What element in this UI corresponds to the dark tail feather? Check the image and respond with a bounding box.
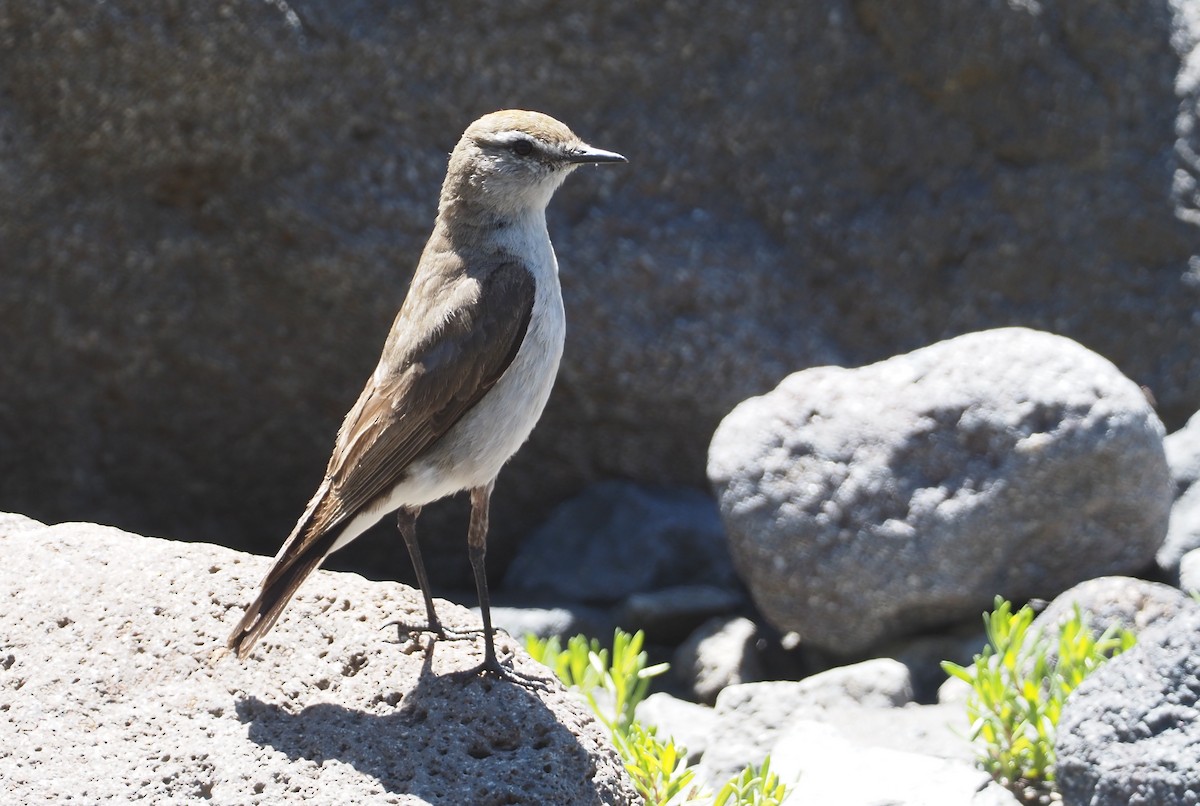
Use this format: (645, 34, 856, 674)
(227, 529, 337, 659)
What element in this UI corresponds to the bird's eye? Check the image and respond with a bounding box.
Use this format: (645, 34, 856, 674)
(511, 138, 534, 156)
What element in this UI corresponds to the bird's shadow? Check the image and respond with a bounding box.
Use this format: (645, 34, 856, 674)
(235, 639, 609, 805)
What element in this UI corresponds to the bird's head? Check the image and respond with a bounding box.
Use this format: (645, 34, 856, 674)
(441, 110, 626, 218)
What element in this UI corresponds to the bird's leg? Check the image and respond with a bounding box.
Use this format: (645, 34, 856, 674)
(383, 505, 446, 641)
(447, 481, 551, 688)
(468, 481, 504, 674)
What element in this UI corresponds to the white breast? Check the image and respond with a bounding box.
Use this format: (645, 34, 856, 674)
(326, 212, 565, 554)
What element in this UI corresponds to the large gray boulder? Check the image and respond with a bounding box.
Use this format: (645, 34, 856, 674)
(709, 328, 1171, 654)
(0, 514, 636, 804)
(1056, 609, 1200, 806)
(2, 1, 1199, 581)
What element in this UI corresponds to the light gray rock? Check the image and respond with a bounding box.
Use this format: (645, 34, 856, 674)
(1159, 481, 1200, 578)
(504, 481, 737, 604)
(1180, 549, 1200, 594)
(0, 516, 636, 805)
(815, 702, 978, 763)
(770, 720, 1021, 806)
(1056, 609, 1200, 806)
(1159, 408, 1200, 578)
(633, 693, 718, 765)
(709, 328, 1171, 654)
(673, 616, 762, 704)
(1164, 409, 1200, 494)
(4, 0, 1200, 589)
(938, 675, 973, 706)
(1031, 576, 1199, 656)
(699, 659, 912, 782)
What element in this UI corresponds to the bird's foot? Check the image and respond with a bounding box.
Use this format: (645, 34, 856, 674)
(443, 650, 554, 692)
(380, 619, 482, 653)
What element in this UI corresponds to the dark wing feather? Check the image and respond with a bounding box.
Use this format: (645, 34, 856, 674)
(227, 257, 535, 657)
(316, 259, 535, 530)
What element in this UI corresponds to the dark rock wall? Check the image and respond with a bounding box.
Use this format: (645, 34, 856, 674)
(1, 1, 1196, 582)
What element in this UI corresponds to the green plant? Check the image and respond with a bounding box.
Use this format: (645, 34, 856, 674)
(526, 628, 794, 806)
(712, 756, 788, 806)
(942, 597, 1135, 802)
(617, 722, 705, 805)
(524, 628, 668, 735)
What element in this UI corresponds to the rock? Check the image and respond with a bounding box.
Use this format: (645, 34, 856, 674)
(699, 659, 912, 782)
(938, 675, 973, 706)
(1158, 406, 1200, 578)
(1159, 482, 1200, 579)
(770, 720, 1020, 806)
(1164, 409, 1200, 494)
(0, 515, 636, 804)
(1180, 549, 1200, 594)
(1031, 576, 1199, 654)
(0, 512, 46, 534)
(709, 328, 1171, 654)
(4, 1, 1200, 584)
(816, 702, 978, 764)
(633, 693, 718, 764)
(673, 616, 762, 704)
(617, 585, 745, 645)
(503, 481, 737, 604)
(885, 624, 990, 704)
(483, 604, 615, 645)
(1056, 609, 1200, 806)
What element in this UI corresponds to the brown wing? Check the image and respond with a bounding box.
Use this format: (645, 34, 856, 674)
(227, 257, 535, 657)
(318, 261, 536, 532)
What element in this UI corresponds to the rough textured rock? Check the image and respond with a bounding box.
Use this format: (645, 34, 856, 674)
(1031, 576, 1200, 650)
(673, 616, 763, 704)
(0, 515, 636, 805)
(709, 328, 1171, 654)
(2, 1, 1199, 581)
(699, 659, 913, 782)
(503, 481, 736, 604)
(1056, 609, 1200, 806)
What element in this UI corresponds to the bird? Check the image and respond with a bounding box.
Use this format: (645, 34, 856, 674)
(226, 110, 626, 676)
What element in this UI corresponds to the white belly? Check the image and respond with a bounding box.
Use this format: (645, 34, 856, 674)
(327, 225, 565, 554)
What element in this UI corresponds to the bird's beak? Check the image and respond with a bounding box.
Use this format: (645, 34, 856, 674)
(566, 145, 627, 164)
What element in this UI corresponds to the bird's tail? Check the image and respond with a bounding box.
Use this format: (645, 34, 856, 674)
(227, 483, 342, 659)
(226, 543, 330, 659)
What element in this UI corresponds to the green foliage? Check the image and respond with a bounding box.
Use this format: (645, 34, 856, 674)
(941, 597, 1135, 801)
(526, 628, 794, 806)
(616, 722, 704, 805)
(524, 628, 668, 735)
(712, 756, 789, 806)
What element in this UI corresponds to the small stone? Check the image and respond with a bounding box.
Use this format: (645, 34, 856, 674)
(617, 585, 745, 645)
(673, 616, 762, 704)
(633, 692, 717, 764)
(504, 481, 737, 604)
